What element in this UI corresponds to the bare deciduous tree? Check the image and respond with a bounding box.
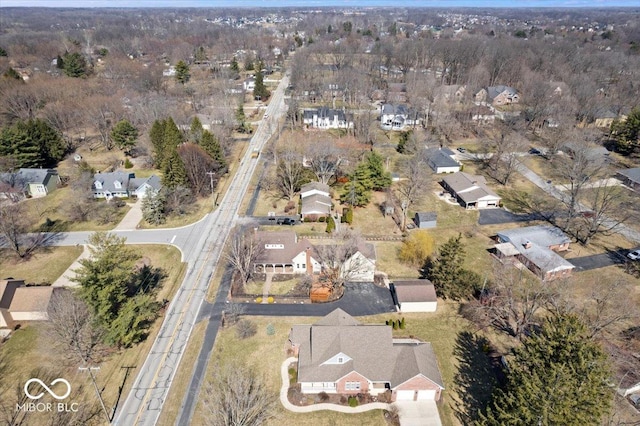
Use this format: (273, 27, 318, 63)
(0, 203, 45, 258)
(395, 154, 431, 231)
(274, 149, 306, 201)
(306, 139, 343, 185)
(313, 230, 370, 292)
(226, 231, 264, 286)
(177, 143, 219, 197)
(200, 363, 277, 426)
(45, 289, 105, 365)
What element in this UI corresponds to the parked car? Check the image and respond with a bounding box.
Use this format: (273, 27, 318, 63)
(276, 218, 296, 225)
(456, 147, 466, 153)
(628, 250, 640, 260)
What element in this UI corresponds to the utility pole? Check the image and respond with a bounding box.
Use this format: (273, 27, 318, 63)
(79, 366, 111, 422)
(206, 171, 216, 205)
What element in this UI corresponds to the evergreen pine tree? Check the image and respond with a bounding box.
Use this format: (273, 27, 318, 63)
(253, 69, 270, 100)
(62, 52, 87, 78)
(425, 234, 469, 300)
(149, 119, 166, 167)
(365, 151, 392, 190)
(480, 314, 611, 426)
(230, 56, 239, 72)
(189, 116, 203, 142)
(110, 119, 138, 155)
(200, 130, 227, 170)
(162, 148, 188, 189)
(340, 162, 373, 207)
(175, 60, 190, 84)
(142, 192, 166, 225)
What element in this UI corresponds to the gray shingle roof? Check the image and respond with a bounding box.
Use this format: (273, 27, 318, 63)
(0, 169, 58, 191)
(487, 85, 517, 100)
(300, 181, 330, 196)
(303, 107, 347, 121)
(93, 172, 134, 193)
(497, 226, 574, 274)
(290, 309, 444, 388)
(392, 280, 437, 303)
(301, 193, 332, 215)
(617, 167, 640, 184)
(425, 147, 460, 169)
(130, 175, 163, 193)
(442, 172, 500, 203)
(415, 212, 437, 223)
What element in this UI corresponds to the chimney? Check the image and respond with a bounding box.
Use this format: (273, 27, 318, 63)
(523, 241, 532, 249)
(306, 247, 313, 275)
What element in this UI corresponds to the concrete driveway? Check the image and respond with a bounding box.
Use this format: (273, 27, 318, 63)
(395, 401, 442, 426)
(568, 249, 629, 271)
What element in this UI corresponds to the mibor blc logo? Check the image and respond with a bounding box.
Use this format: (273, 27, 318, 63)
(16, 377, 79, 413)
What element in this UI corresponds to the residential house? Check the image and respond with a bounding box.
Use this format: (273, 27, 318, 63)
(425, 147, 461, 174)
(302, 107, 353, 130)
(475, 85, 519, 106)
(380, 104, 421, 131)
(92, 172, 134, 199)
(495, 225, 575, 281)
(300, 182, 332, 219)
(433, 85, 466, 104)
(414, 212, 437, 229)
(387, 82, 407, 103)
(391, 280, 438, 313)
(441, 172, 501, 209)
(617, 167, 640, 192)
(253, 231, 321, 275)
(243, 76, 255, 91)
(0, 168, 60, 201)
(0, 279, 56, 334)
(288, 308, 445, 401)
(343, 242, 377, 282)
(130, 175, 163, 199)
(471, 105, 496, 125)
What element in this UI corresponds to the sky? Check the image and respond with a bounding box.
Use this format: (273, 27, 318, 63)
(1, 0, 638, 7)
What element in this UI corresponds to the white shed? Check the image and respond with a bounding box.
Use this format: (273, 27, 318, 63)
(391, 280, 438, 313)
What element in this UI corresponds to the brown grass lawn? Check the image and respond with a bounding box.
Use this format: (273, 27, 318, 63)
(374, 241, 421, 279)
(138, 196, 212, 229)
(0, 245, 185, 426)
(23, 188, 131, 232)
(0, 246, 82, 285)
(351, 192, 403, 237)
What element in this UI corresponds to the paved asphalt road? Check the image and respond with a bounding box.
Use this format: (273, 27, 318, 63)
(110, 71, 291, 426)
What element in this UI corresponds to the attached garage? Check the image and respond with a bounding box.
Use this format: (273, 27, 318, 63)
(417, 389, 437, 400)
(395, 390, 416, 401)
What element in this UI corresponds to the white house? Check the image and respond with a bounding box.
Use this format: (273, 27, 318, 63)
(300, 182, 332, 219)
(130, 175, 163, 199)
(380, 104, 421, 131)
(93, 172, 134, 199)
(302, 107, 353, 130)
(342, 243, 376, 282)
(243, 76, 255, 91)
(253, 231, 321, 274)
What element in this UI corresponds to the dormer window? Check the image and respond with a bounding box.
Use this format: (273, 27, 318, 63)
(114, 180, 122, 189)
(95, 181, 102, 189)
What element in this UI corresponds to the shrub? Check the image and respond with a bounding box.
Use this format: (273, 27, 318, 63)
(348, 396, 358, 407)
(255, 297, 263, 303)
(318, 216, 326, 222)
(339, 396, 347, 404)
(399, 230, 435, 267)
(392, 320, 398, 330)
(124, 158, 133, 169)
(284, 200, 296, 213)
(343, 208, 353, 224)
(400, 317, 406, 329)
(236, 319, 257, 339)
(326, 216, 335, 233)
(267, 296, 274, 304)
(318, 392, 330, 402)
(266, 323, 275, 335)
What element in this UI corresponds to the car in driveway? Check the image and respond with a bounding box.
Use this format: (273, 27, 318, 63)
(628, 250, 640, 260)
(456, 147, 466, 153)
(276, 218, 296, 225)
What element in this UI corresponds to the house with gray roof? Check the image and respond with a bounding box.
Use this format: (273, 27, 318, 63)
(616, 167, 640, 193)
(288, 308, 444, 401)
(475, 85, 519, 106)
(380, 104, 421, 131)
(441, 172, 501, 209)
(495, 225, 574, 281)
(0, 168, 60, 201)
(302, 107, 353, 130)
(414, 212, 437, 229)
(130, 175, 163, 199)
(92, 172, 134, 199)
(300, 181, 332, 219)
(425, 147, 461, 173)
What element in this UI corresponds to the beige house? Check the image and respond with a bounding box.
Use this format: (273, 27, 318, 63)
(475, 85, 519, 106)
(288, 309, 444, 401)
(441, 172, 501, 209)
(0, 279, 55, 332)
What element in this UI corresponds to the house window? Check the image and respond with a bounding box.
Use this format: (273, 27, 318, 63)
(302, 264, 306, 269)
(345, 381, 361, 391)
(338, 357, 343, 363)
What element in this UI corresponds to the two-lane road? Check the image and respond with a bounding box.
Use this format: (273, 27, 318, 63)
(112, 70, 291, 426)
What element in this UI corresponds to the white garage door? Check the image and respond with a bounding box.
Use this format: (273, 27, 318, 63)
(417, 389, 436, 400)
(396, 390, 415, 401)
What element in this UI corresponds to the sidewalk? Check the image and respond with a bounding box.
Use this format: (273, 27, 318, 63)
(52, 244, 91, 287)
(262, 272, 274, 303)
(113, 199, 143, 230)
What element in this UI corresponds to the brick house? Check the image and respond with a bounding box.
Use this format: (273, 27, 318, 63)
(288, 309, 444, 401)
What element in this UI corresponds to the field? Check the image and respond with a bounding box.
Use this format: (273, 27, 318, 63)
(0, 246, 83, 284)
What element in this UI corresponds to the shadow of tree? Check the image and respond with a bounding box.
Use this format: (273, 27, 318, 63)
(451, 331, 497, 425)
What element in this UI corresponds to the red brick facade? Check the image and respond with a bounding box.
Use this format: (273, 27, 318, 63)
(393, 375, 442, 401)
(335, 371, 369, 394)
